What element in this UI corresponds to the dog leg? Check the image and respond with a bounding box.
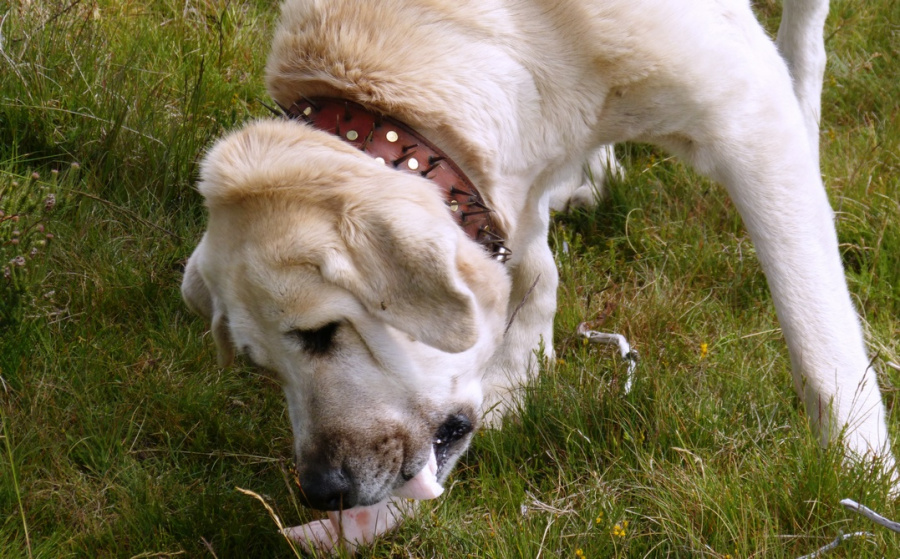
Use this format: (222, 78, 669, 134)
(549, 144, 622, 212)
(666, 46, 895, 477)
(776, 0, 830, 165)
(481, 200, 559, 426)
(728, 158, 892, 471)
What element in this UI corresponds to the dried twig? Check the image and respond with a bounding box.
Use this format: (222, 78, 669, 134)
(534, 514, 557, 559)
(521, 491, 576, 516)
(840, 498, 900, 532)
(236, 487, 304, 558)
(577, 323, 638, 392)
(200, 537, 219, 559)
(793, 498, 900, 559)
(795, 531, 874, 559)
(505, 274, 540, 334)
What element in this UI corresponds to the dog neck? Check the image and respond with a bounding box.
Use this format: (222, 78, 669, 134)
(280, 97, 511, 263)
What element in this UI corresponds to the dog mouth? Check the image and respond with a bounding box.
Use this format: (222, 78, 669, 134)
(391, 412, 475, 502)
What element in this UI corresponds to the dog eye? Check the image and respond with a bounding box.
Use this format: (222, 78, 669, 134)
(287, 322, 340, 355)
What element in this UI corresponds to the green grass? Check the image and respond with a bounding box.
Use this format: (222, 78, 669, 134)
(1, 0, 898, 557)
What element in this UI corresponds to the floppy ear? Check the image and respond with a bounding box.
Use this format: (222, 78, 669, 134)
(321, 209, 479, 354)
(182, 244, 236, 367)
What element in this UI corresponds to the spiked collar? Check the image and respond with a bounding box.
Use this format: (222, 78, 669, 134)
(280, 97, 510, 263)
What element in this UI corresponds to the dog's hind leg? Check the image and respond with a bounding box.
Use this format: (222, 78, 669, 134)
(776, 0, 830, 165)
(548, 144, 623, 212)
(654, 21, 895, 479)
(708, 136, 892, 473)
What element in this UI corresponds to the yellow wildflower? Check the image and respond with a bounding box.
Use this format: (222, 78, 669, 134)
(575, 549, 585, 558)
(700, 342, 708, 359)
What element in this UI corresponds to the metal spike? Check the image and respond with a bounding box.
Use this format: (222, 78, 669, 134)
(450, 185, 477, 198)
(288, 101, 311, 122)
(428, 155, 446, 165)
(259, 98, 285, 117)
(334, 115, 341, 137)
(360, 124, 376, 151)
(420, 162, 441, 176)
(299, 96, 320, 110)
(344, 102, 353, 122)
(402, 143, 419, 153)
(460, 208, 493, 221)
(478, 226, 504, 241)
(461, 209, 492, 216)
(392, 151, 415, 167)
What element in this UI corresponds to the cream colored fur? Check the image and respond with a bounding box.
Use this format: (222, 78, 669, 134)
(183, 0, 894, 552)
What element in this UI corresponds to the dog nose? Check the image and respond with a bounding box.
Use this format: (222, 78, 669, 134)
(433, 413, 474, 464)
(434, 413, 474, 447)
(295, 463, 357, 510)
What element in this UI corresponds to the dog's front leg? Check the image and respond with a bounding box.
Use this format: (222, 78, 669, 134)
(481, 195, 559, 426)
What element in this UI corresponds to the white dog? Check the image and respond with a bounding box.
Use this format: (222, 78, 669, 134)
(182, 0, 894, 552)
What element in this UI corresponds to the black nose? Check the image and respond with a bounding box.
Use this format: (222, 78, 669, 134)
(295, 463, 357, 510)
(433, 413, 474, 464)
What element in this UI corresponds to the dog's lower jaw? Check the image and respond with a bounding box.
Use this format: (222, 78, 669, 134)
(285, 497, 416, 554)
(286, 450, 442, 554)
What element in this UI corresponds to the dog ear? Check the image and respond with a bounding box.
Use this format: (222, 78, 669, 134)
(321, 208, 479, 354)
(182, 244, 236, 367)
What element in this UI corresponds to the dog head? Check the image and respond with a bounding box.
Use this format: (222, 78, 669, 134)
(182, 119, 511, 509)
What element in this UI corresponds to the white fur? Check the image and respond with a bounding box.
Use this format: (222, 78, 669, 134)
(184, 0, 895, 552)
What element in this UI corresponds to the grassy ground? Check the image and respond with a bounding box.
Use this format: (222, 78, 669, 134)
(1, 0, 898, 557)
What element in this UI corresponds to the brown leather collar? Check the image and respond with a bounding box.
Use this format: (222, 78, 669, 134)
(279, 97, 510, 262)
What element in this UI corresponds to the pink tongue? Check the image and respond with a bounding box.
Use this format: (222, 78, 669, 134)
(285, 498, 410, 553)
(392, 448, 442, 500)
